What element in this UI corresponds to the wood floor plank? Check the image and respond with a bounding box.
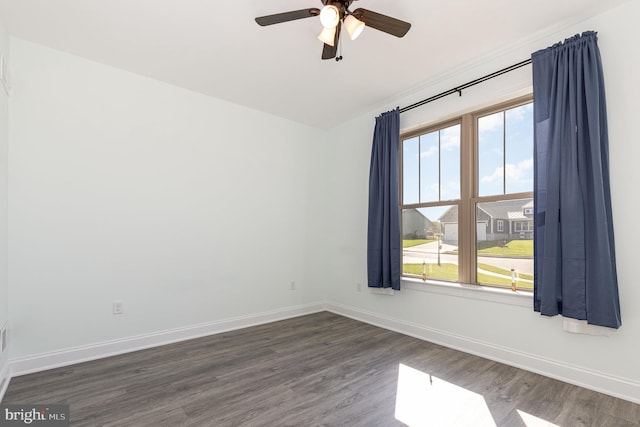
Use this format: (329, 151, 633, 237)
(3, 312, 638, 426)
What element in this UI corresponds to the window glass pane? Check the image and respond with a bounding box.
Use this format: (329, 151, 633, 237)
(419, 131, 439, 202)
(402, 205, 458, 282)
(478, 112, 504, 196)
(475, 198, 534, 290)
(505, 103, 534, 194)
(440, 125, 461, 200)
(403, 136, 419, 204)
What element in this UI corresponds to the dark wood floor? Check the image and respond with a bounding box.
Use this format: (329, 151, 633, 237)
(3, 312, 639, 426)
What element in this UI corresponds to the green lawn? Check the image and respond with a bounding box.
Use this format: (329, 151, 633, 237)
(403, 263, 458, 281)
(403, 239, 436, 248)
(476, 240, 533, 257)
(477, 272, 533, 289)
(477, 263, 534, 281)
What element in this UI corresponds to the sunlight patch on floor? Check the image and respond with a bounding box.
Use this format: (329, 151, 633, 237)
(517, 410, 560, 427)
(394, 363, 496, 426)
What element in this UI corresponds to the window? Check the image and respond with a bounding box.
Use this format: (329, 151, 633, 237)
(514, 221, 533, 232)
(400, 96, 534, 290)
(401, 122, 460, 282)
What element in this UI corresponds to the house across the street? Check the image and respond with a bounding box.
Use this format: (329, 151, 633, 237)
(439, 199, 533, 244)
(402, 208, 438, 239)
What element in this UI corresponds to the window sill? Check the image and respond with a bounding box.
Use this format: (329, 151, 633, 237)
(401, 277, 532, 307)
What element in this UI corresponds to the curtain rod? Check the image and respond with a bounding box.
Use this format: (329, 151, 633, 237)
(399, 58, 532, 114)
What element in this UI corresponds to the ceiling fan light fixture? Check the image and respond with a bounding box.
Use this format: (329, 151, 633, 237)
(344, 15, 365, 40)
(317, 26, 337, 46)
(319, 5, 340, 28)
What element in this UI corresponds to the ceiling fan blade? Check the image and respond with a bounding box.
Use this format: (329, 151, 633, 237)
(352, 8, 411, 37)
(255, 8, 320, 26)
(321, 22, 341, 60)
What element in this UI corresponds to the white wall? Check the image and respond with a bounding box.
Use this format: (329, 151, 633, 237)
(7, 39, 324, 359)
(317, 0, 640, 400)
(0, 13, 9, 392)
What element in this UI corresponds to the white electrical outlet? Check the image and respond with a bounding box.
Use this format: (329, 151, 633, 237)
(290, 281, 296, 290)
(112, 301, 124, 315)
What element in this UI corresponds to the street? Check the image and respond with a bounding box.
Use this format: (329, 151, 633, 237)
(403, 241, 533, 276)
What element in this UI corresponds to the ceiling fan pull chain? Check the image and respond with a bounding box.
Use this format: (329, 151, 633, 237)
(336, 23, 344, 62)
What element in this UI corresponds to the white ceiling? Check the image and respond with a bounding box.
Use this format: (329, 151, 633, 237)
(0, 0, 630, 128)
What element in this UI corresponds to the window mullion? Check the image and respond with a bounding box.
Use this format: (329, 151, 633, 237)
(438, 130, 441, 201)
(502, 111, 507, 194)
(459, 114, 475, 284)
(418, 135, 421, 203)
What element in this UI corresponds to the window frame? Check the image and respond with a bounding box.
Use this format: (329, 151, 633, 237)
(400, 94, 534, 290)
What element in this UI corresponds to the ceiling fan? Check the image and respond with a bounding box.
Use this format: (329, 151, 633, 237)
(255, 1, 411, 60)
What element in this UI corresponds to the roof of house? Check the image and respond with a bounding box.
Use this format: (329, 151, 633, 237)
(508, 211, 528, 220)
(481, 199, 533, 220)
(403, 208, 437, 228)
(439, 205, 459, 223)
(439, 198, 533, 222)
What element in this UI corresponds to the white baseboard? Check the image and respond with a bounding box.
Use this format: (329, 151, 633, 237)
(9, 302, 326, 378)
(325, 301, 640, 405)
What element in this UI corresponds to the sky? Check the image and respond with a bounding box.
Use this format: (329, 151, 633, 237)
(402, 102, 533, 223)
(478, 103, 534, 196)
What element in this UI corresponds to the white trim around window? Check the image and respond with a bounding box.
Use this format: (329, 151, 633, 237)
(402, 277, 532, 307)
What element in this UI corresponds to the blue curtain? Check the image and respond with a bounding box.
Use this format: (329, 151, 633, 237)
(367, 108, 401, 290)
(532, 31, 621, 328)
